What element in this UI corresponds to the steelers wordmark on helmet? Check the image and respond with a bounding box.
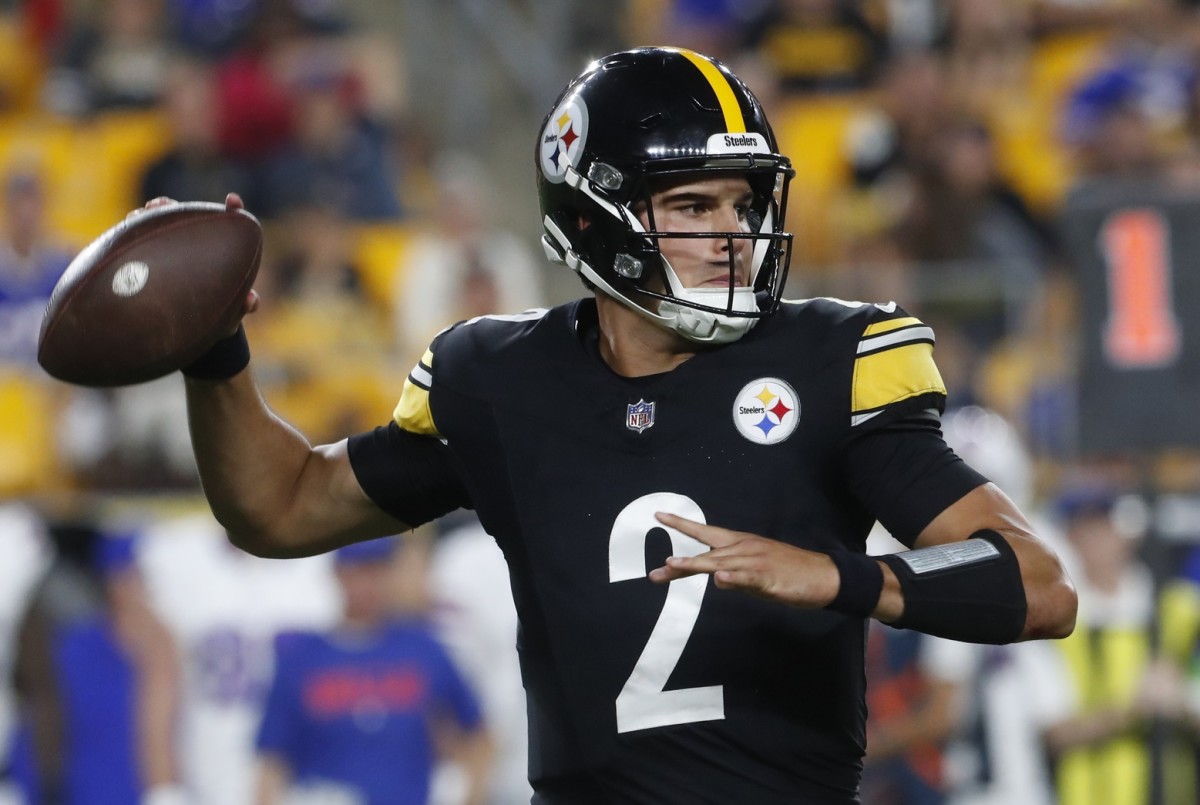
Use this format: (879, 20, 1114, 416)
(732, 378, 800, 444)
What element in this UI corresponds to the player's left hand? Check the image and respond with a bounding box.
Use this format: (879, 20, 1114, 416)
(648, 512, 841, 609)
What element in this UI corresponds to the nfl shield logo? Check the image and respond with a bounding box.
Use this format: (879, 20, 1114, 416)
(626, 399, 656, 433)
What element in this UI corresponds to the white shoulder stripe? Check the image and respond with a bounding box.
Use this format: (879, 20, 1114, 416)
(857, 326, 935, 354)
(851, 410, 884, 427)
(409, 364, 433, 388)
(781, 297, 897, 312)
(461, 308, 551, 327)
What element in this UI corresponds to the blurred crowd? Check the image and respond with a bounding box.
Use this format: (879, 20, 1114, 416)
(2, 0, 1200, 803)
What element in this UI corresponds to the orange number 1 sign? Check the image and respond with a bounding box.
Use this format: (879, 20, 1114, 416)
(1100, 209, 1182, 369)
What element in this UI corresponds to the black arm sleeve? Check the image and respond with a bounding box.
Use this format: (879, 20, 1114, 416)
(347, 422, 473, 528)
(841, 410, 989, 546)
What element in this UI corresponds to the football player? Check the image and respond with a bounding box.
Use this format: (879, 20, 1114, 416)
(171, 47, 1076, 804)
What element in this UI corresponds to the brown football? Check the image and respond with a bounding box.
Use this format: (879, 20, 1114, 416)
(37, 202, 262, 387)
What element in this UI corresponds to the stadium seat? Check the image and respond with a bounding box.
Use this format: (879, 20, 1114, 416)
(0, 15, 44, 113)
(0, 110, 170, 242)
(773, 93, 869, 264)
(989, 31, 1113, 210)
(352, 222, 417, 308)
(988, 100, 1074, 212)
(1029, 30, 1113, 111)
(95, 109, 172, 210)
(0, 372, 57, 495)
(0, 115, 90, 236)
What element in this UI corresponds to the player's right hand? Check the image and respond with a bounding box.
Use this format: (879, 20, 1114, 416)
(134, 193, 260, 329)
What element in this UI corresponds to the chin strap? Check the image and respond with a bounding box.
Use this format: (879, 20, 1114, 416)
(657, 256, 760, 344)
(657, 289, 759, 343)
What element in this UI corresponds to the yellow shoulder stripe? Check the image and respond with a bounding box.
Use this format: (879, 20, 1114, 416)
(393, 349, 440, 437)
(862, 316, 922, 337)
(852, 341, 946, 415)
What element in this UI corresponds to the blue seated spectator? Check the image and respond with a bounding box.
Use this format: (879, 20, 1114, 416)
(255, 537, 493, 805)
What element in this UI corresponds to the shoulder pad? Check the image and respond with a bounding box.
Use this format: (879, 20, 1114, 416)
(393, 309, 552, 437)
(848, 304, 946, 428)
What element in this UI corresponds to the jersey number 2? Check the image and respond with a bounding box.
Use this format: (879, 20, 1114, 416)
(608, 492, 724, 733)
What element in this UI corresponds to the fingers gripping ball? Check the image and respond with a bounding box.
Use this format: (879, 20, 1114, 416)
(38, 202, 262, 387)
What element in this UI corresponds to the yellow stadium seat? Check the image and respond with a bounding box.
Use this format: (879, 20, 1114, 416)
(0, 372, 56, 495)
(775, 94, 865, 197)
(262, 355, 403, 443)
(989, 31, 1111, 211)
(988, 101, 1074, 212)
(0, 110, 172, 243)
(95, 108, 172, 208)
(0, 16, 44, 113)
(1029, 31, 1113, 110)
(0, 115, 95, 239)
(773, 93, 871, 264)
(352, 222, 417, 307)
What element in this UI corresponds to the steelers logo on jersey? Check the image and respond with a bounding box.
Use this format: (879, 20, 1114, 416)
(539, 95, 589, 184)
(732, 377, 799, 445)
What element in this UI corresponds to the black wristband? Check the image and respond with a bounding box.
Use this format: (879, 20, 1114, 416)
(826, 551, 884, 618)
(182, 324, 250, 380)
(879, 530, 1027, 645)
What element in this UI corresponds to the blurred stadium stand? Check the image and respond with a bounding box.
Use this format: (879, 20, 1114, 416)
(3, 1, 1200, 803)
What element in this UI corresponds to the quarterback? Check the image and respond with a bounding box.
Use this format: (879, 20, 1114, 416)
(174, 48, 1076, 804)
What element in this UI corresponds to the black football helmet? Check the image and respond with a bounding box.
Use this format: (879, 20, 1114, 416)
(537, 47, 794, 344)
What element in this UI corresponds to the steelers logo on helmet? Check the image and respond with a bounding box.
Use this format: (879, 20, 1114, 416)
(539, 95, 589, 184)
(732, 377, 800, 445)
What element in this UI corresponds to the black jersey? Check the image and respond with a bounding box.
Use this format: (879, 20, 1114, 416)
(351, 297, 984, 804)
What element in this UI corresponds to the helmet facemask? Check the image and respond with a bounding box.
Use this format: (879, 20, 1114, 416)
(544, 158, 794, 344)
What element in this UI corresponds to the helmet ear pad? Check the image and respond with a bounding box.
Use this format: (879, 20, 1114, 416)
(573, 189, 664, 294)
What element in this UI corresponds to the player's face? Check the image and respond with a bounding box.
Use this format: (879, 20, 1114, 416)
(638, 174, 755, 291)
